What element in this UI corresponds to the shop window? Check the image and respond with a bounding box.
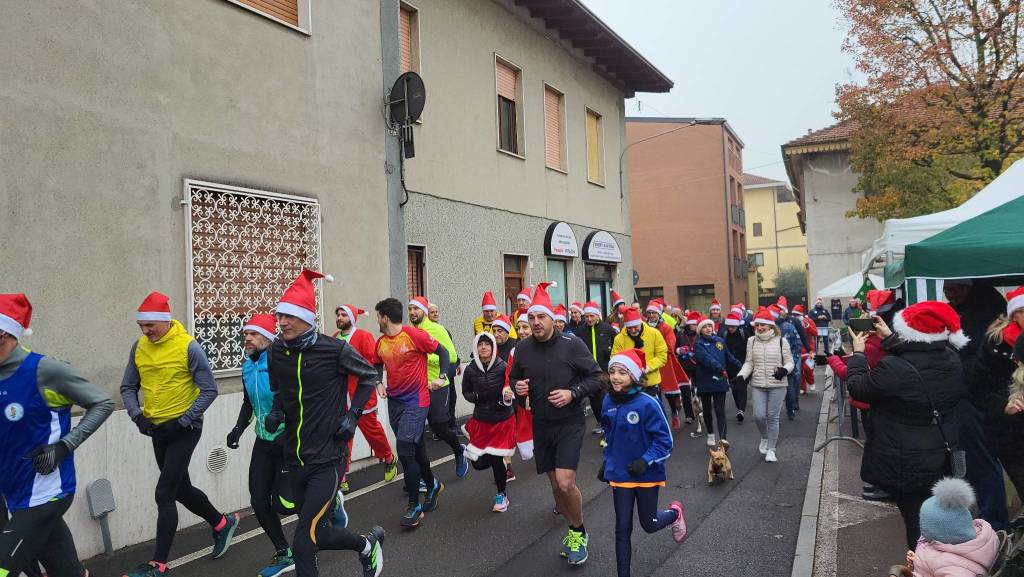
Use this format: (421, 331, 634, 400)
(546, 259, 568, 307)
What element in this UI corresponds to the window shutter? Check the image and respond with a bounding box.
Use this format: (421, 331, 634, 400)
(400, 7, 413, 73)
(496, 61, 518, 101)
(586, 110, 603, 183)
(544, 87, 562, 169)
(234, 0, 299, 26)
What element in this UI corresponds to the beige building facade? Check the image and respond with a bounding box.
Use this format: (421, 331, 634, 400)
(743, 173, 808, 305)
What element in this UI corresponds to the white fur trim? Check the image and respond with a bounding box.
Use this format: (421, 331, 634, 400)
(136, 311, 172, 322)
(612, 297, 625, 306)
(409, 299, 429, 315)
(893, 310, 970, 349)
(339, 305, 357, 326)
(491, 318, 511, 333)
(947, 330, 970, 350)
(243, 324, 277, 342)
(517, 313, 528, 324)
(276, 301, 317, 326)
(472, 332, 497, 372)
(709, 305, 722, 311)
(527, 304, 554, 318)
(696, 319, 715, 333)
(609, 354, 643, 382)
(569, 303, 583, 312)
(554, 313, 567, 323)
(481, 304, 498, 312)
(646, 304, 662, 313)
(624, 318, 643, 328)
(516, 439, 534, 461)
(725, 317, 742, 326)
(1008, 294, 1024, 317)
(583, 306, 601, 316)
(0, 313, 25, 339)
(753, 318, 775, 326)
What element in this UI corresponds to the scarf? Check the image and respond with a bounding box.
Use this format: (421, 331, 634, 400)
(609, 385, 641, 404)
(284, 326, 318, 351)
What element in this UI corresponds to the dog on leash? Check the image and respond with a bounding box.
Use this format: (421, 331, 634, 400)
(707, 439, 734, 484)
(689, 389, 704, 437)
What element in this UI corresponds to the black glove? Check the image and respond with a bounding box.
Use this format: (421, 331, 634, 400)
(226, 426, 244, 449)
(773, 367, 789, 380)
(730, 376, 745, 387)
(597, 466, 608, 483)
(155, 418, 188, 440)
(627, 458, 648, 477)
(334, 410, 360, 443)
(134, 414, 155, 436)
(264, 409, 285, 434)
(27, 442, 70, 475)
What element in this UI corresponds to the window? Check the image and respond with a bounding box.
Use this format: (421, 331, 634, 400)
(678, 284, 716, 313)
(635, 287, 663, 311)
(546, 259, 569, 307)
(750, 252, 765, 267)
(752, 222, 763, 237)
(503, 254, 528, 314)
(776, 186, 795, 203)
(408, 246, 425, 299)
(399, 3, 419, 73)
(185, 179, 321, 373)
(544, 85, 566, 171)
(496, 57, 523, 156)
(226, 0, 309, 32)
(585, 108, 604, 184)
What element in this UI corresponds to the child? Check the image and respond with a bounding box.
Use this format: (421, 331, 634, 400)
(461, 332, 516, 512)
(598, 348, 687, 577)
(908, 477, 999, 577)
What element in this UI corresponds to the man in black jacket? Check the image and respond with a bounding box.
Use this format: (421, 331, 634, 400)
(264, 270, 385, 577)
(577, 301, 616, 435)
(510, 284, 602, 567)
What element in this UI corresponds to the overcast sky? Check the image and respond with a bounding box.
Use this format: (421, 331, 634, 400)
(582, 0, 861, 183)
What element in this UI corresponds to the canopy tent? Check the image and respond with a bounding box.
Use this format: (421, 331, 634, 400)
(816, 272, 884, 299)
(862, 159, 1024, 271)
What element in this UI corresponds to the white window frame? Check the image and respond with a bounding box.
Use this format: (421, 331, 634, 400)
(224, 0, 312, 35)
(494, 53, 526, 160)
(543, 82, 568, 174)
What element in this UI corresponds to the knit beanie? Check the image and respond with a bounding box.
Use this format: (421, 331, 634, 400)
(918, 478, 977, 544)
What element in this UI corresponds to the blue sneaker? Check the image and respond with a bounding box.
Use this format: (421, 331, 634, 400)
(492, 492, 509, 513)
(420, 479, 428, 493)
(455, 445, 469, 478)
(211, 512, 240, 559)
(332, 490, 348, 529)
(422, 479, 444, 512)
(564, 529, 589, 565)
(400, 503, 424, 528)
(258, 549, 295, 577)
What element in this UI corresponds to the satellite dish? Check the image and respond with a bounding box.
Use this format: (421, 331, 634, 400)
(387, 72, 426, 158)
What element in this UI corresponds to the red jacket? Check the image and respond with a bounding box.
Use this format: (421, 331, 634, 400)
(655, 321, 690, 392)
(827, 334, 886, 410)
(335, 328, 381, 411)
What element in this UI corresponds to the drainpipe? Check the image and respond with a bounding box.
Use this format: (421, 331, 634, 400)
(380, 0, 406, 299)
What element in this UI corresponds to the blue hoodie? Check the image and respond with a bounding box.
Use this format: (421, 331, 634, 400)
(600, 390, 673, 485)
(693, 334, 742, 393)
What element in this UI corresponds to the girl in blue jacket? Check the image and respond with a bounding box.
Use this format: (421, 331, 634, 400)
(599, 348, 688, 577)
(693, 317, 742, 447)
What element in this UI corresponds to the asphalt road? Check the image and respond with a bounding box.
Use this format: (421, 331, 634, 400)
(85, 390, 823, 577)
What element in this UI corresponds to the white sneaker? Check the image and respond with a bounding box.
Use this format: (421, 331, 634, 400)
(758, 439, 768, 455)
(809, 385, 816, 391)
(765, 450, 777, 463)
(706, 434, 716, 447)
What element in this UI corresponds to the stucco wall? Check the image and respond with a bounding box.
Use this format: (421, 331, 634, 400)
(745, 185, 807, 289)
(800, 151, 884, 298)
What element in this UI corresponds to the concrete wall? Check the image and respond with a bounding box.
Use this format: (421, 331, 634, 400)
(402, 0, 630, 235)
(800, 151, 884, 298)
(745, 185, 807, 291)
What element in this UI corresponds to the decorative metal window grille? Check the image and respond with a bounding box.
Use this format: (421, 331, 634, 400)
(184, 179, 322, 373)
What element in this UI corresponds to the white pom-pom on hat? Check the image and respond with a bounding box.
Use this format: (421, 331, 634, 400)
(324, 274, 335, 283)
(931, 477, 976, 509)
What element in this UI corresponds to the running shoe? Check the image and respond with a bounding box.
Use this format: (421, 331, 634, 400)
(359, 526, 385, 577)
(591, 425, 604, 436)
(564, 529, 589, 565)
(684, 417, 694, 425)
(455, 445, 469, 478)
(599, 437, 608, 448)
(553, 506, 561, 516)
(422, 479, 445, 512)
(670, 415, 681, 431)
(758, 438, 768, 455)
(506, 467, 516, 483)
(765, 450, 778, 463)
(258, 550, 295, 577)
(492, 492, 509, 513)
(332, 490, 348, 529)
(401, 479, 428, 495)
(669, 501, 688, 543)
(383, 456, 398, 482)
(706, 434, 716, 447)
(400, 503, 424, 528)
(338, 479, 350, 493)
(736, 410, 745, 422)
(122, 562, 166, 577)
(211, 512, 240, 559)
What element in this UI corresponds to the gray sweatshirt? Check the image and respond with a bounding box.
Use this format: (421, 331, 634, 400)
(0, 346, 114, 451)
(119, 340, 218, 428)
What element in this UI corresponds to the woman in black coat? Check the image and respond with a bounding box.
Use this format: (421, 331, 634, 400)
(846, 302, 968, 550)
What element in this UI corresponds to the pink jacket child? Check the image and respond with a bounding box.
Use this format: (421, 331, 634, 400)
(911, 478, 1000, 577)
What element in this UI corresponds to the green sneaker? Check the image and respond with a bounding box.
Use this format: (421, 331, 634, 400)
(122, 561, 166, 577)
(211, 512, 240, 559)
(338, 479, 350, 493)
(565, 529, 589, 565)
(383, 456, 399, 482)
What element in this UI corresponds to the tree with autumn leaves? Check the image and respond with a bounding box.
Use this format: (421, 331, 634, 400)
(836, 0, 1024, 220)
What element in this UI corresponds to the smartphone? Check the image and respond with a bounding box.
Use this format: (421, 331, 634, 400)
(848, 317, 875, 333)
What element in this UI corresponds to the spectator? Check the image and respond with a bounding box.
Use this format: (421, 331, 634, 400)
(842, 298, 863, 326)
(809, 297, 832, 328)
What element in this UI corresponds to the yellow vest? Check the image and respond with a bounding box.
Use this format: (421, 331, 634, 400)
(473, 315, 518, 340)
(135, 319, 199, 424)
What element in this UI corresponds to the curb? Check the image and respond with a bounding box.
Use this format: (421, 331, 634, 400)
(791, 383, 832, 577)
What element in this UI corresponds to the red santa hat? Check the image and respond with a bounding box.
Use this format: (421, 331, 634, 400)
(583, 301, 602, 316)
(609, 348, 647, 383)
(1006, 286, 1024, 317)
(611, 322, 621, 333)
(0, 293, 33, 338)
(527, 282, 556, 318)
(724, 312, 743, 327)
(243, 313, 277, 342)
(553, 304, 568, 323)
(792, 304, 806, 316)
(622, 307, 643, 328)
(569, 301, 584, 313)
(481, 291, 498, 312)
(277, 269, 333, 326)
(866, 289, 895, 314)
(646, 299, 664, 314)
(776, 296, 789, 313)
(696, 316, 715, 333)
(137, 291, 173, 322)
(491, 314, 512, 334)
(611, 290, 626, 307)
(335, 304, 365, 326)
(753, 307, 776, 326)
(730, 303, 745, 316)
(409, 295, 430, 315)
(517, 313, 528, 325)
(517, 286, 533, 305)
(709, 298, 722, 312)
(685, 311, 702, 326)
(893, 301, 969, 349)
(768, 304, 783, 319)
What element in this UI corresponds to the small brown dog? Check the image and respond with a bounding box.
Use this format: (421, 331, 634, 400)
(707, 439, 734, 484)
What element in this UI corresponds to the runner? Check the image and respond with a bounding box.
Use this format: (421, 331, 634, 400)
(509, 282, 603, 566)
(426, 302, 462, 440)
(645, 300, 689, 430)
(474, 291, 517, 339)
(515, 287, 533, 321)
(791, 304, 817, 393)
(675, 311, 702, 424)
(407, 296, 468, 478)
(333, 304, 398, 491)
(578, 301, 616, 436)
(553, 304, 569, 333)
(224, 313, 295, 577)
(120, 292, 240, 577)
(0, 293, 114, 577)
(612, 308, 668, 402)
(567, 302, 585, 335)
(375, 297, 451, 528)
(263, 270, 385, 577)
(461, 332, 516, 512)
(708, 298, 724, 332)
(490, 314, 517, 362)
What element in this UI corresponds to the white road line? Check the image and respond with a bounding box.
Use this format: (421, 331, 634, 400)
(168, 454, 456, 569)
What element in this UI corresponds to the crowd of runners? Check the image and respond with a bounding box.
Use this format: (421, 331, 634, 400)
(0, 271, 821, 577)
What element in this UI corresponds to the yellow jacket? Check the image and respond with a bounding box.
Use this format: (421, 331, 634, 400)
(611, 323, 668, 387)
(473, 315, 518, 340)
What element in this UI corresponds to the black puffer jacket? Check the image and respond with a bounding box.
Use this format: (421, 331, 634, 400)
(971, 333, 1021, 456)
(847, 339, 966, 492)
(577, 321, 617, 371)
(462, 333, 513, 424)
(718, 327, 748, 378)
